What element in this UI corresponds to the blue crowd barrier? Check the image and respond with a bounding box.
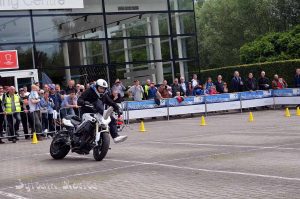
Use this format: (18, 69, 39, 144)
(122, 88, 300, 121)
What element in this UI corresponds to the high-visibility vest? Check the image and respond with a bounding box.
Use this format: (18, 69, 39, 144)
(5, 94, 21, 113)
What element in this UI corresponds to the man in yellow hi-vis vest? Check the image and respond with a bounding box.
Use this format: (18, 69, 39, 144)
(4, 86, 21, 143)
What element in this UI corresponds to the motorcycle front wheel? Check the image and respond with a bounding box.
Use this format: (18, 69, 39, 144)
(50, 134, 70, 160)
(93, 133, 110, 161)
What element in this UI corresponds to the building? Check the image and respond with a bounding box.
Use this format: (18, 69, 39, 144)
(0, 0, 198, 89)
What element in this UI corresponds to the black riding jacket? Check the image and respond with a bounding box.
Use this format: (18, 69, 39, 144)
(78, 87, 120, 114)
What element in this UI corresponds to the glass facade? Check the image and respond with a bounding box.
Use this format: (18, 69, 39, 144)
(0, 0, 198, 85)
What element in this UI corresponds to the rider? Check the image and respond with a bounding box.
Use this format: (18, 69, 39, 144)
(77, 79, 127, 143)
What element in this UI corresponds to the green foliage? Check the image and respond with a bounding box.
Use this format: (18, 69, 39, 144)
(200, 59, 300, 88)
(196, 0, 300, 68)
(240, 26, 300, 63)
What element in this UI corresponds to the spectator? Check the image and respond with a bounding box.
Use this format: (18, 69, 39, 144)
(39, 89, 45, 98)
(43, 84, 50, 92)
(0, 85, 5, 144)
(28, 85, 43, 140)
(49, 84, 62, 112)
(55, 84, 65, 96)
(4, 86, 21, 143)
(209, 85, 219, 95)
(231, 71, 244, 92)
(258, 71, 270, 90)
(23, 86, 30, 96)
(75, 84, 81, 93)
(19, 88, 31, 139)
(193, 82, 204, 96)
(143, 79, 151, 99)
(294, 69, 300, 88)
(191, 74, 200, 88)
(112, 79, 126, 99)
(34, 82, 40, 89)
(187, 82, 193, 96)
(179, 76, 189, 96)
(61, 89, 78, 116)
(171, 78, 184, 97)
(215, 75, 226, 93)
(245, 73, 257, 91)
(204, 77, 214, 92)
(174, 91, 184, 103)
(158, 80, 171, 98)
(76, 85, 85, 97)
(279, 77, 288, 89)
(147, 82, 158, 100)
(65, 80, 75, 95)
(110, 88, 123, 103)
(223, 82, 229, 93)
(40, 91, 55, 137)
(128, 80, 144, 101)
(272, 74, 287, 89)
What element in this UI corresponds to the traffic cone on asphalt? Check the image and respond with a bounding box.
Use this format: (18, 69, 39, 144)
(296, 107, 300, 116)
(31, 132, 38, 144)
(200, 116, 207, 126)
(139, 121, 147, 132)
(285, 108, 291, 117)
(249, 112, 254, 122)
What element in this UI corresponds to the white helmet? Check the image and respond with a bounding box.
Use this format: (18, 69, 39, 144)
(95, 79, 108, 88)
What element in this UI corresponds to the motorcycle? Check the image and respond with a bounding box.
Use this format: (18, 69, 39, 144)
(50, 105, 115, 161)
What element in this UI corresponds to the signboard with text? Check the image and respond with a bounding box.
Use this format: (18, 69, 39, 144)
(0, 50, 19, 70)
(0, 0, 84, 11)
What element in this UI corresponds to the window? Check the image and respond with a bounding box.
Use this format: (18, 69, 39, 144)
(33, 15, 104, 42)
(0, 17, 32, 43)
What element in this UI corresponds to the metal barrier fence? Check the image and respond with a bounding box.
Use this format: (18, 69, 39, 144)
(122, 88, 300, 124)
(0, 107, 81, 141)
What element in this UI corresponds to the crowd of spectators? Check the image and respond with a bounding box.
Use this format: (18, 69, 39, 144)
(115, 69, 299, 103)
(0, 69, 299, 143)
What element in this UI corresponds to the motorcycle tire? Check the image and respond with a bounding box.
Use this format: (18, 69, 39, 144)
(50, 135, 70, 160)
(93, 133, 110, 161)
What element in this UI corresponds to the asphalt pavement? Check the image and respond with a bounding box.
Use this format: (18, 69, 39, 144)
(1, 110, 300, 199)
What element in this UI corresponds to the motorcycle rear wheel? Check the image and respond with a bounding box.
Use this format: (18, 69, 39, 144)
(93, 133, 110, 161)
(50, 135, 70, 160)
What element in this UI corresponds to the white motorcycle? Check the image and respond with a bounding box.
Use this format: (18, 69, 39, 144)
(50, 106, 114, 161)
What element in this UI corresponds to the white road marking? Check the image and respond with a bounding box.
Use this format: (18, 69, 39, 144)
(0, 191, 28, 199)
(141, 141, 300, 150)
(106, 158, 300, 182)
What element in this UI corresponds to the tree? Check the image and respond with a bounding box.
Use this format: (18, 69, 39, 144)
(240, 25, 300, 63)
(196, 0, 300, 69)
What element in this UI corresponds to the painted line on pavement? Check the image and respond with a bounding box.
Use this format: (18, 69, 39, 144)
(0, 191, 28, 199)
(106, 158, 300, 182)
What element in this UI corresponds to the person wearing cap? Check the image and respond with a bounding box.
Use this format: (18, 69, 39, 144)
(4, 86, 21, 143)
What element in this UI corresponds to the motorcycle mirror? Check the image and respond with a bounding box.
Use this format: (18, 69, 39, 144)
(103, 106, 114, 120)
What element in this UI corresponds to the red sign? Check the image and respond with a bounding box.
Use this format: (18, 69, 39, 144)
(0, 50, 19, 70)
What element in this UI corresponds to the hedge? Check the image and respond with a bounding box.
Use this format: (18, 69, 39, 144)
(200, 59, 300, 89)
